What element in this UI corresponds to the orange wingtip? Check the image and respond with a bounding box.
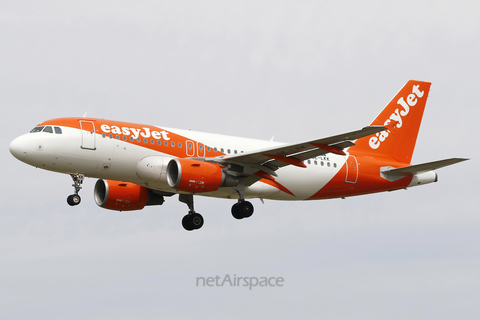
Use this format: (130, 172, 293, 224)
(384, 119, 399, 131)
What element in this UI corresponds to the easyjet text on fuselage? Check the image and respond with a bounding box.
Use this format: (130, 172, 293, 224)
(100, 124, 171, 140)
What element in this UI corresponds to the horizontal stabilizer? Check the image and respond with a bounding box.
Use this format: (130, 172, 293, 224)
(382, 158, 469, 176)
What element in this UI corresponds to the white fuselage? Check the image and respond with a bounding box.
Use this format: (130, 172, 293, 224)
(11, 124, 346, 201)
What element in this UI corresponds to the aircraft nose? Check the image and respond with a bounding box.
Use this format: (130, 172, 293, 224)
(9, 135, 29, 161)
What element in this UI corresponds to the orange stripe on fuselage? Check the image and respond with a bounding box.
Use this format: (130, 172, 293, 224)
(307, 155, 413, 200)
(38, 117, 225, 158)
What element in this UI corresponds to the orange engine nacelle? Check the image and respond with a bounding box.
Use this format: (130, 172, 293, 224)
(166, 158, 238, 193)
(94, 179, 164, 211)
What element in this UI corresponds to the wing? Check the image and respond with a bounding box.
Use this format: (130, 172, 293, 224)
(205, 126, 386, 185)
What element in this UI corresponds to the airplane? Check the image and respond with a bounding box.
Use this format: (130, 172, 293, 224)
(9, 80, 468, 231)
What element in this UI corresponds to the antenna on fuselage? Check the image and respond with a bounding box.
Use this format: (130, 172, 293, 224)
(82, 112, 88, 118)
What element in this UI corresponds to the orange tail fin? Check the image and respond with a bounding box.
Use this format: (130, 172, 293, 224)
(350, 80, 431, 164)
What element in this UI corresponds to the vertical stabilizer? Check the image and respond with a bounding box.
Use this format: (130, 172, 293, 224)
(350, 80, 431, 164)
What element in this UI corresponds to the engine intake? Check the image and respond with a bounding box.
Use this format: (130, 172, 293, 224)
(166, 158, 238, 193)
(94, 179, 164, 211)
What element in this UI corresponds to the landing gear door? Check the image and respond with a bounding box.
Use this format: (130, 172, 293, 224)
(80, 120, 96, 150)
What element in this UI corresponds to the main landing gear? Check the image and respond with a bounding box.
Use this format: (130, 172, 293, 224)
(67, 173, 84, 206)
(179, 194, 204, 231)
(231, 180, 254, 220)
(178, 182, 254, 231)
(231, 200, 254, 219)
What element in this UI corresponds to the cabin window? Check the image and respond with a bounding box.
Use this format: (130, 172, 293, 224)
(178, 142, 182, 148)
(171, 142, 176, 147)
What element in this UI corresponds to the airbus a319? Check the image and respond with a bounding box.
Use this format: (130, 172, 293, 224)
(9, 81, 468, 230)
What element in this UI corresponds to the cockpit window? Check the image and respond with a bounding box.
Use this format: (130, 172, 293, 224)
(29, 126, 60, 133)
(43, 126, 53, 133)
(30, 126, 45, 133)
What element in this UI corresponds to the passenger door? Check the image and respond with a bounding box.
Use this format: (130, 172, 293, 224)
(80, 120, 96, 150)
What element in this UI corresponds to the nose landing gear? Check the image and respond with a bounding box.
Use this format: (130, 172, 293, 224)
(67, 173, 84, 206)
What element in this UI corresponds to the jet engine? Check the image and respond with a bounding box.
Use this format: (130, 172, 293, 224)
(166, 158, 238, 193)
(94, 179, 164, 211)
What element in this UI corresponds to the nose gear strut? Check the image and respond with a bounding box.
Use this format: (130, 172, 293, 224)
(67, 173, 84, 206)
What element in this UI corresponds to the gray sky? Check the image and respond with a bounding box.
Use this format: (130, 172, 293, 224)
(1, 1, 479, 319)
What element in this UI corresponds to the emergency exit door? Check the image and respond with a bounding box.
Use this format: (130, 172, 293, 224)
(345, 155, 358, 184)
